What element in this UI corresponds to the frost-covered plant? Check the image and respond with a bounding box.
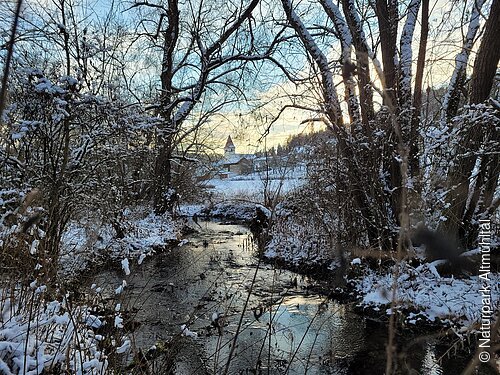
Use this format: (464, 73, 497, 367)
(0, 68, 161, 280)
(0, 189, 44, 280)
(0, 281, 132, 375)
(422, 103, 500, 246)
(265, 188, 338, 265)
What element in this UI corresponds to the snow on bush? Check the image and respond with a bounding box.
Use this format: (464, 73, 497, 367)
(354, 263, 500, 327)
(0, 204, 183, 374)
(264, 199, 336, 265)
(0, 286, 111, 374)
(201, 201, 270, 222)
(60, 209, 181, 280)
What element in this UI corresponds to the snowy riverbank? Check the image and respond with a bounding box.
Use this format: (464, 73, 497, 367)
(353, 261, 500, 328)
(0, 207, 184, 374)
(60, 208, 183, 280)
(183, 189, 500, 331)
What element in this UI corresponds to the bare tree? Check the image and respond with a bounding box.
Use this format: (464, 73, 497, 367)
(0, 0, 23, 124)
(409, 0, 429, 176)
(440, 0, 486, 123)
(130, 0, 282, 213)
(275, 0, 427, 251)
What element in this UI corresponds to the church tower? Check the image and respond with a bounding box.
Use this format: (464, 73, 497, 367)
(224, 135, 236, 155)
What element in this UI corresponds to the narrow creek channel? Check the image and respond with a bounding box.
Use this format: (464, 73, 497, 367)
(90, 221, 478, 374)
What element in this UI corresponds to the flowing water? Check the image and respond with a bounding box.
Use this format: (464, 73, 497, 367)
(90, 221, 486, 374)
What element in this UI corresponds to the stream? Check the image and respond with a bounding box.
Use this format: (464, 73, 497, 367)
(91, 221, 482, 374)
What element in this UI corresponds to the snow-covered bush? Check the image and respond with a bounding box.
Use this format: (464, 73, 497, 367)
(0, 68, 164, 280)
(354, 262, 500, 328)
(59, 208, 181, 281)
(420, 102, 500, 239)
(265, 190, 337, 266)
(0, 281, 132, 374)
(201, 201, 270, 222)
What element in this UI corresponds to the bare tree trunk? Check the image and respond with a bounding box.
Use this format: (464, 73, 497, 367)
(441, 0, 486, 123)
(319, 0, 360, 125)
(40, 0, 74, 282)
(374, 0, 398, 107)
(386, 0, 421, 227)
(398, 0, 421, 120)
(281, 0, 343, 129)
(340, 0, 396, 247)
(461, 0, 500, 244)
(409, 0, 429, 177)
(0, 0, 23, 125)
(154, 0, 179, 214)
(341, 0, 374, 131)
(469, 0, 500, 104)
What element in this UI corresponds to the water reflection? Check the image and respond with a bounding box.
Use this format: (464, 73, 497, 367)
(90, 221, 485, 374)
(422, 344, 443, 375)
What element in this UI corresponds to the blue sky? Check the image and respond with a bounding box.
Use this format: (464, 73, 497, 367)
(16, 0, 481, 153)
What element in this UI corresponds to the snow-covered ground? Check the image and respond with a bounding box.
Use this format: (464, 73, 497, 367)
(354, 261, 500, 328)
(265, 226, 500, 329)
(265, 228, 500, 329)
(60, 208, 181, 280)
(265, 237, 500, 329)
(0, 207, 182, 375)
(203, 166, 306, 200)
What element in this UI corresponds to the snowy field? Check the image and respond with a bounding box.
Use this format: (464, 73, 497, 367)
(202, 166, 306, 201)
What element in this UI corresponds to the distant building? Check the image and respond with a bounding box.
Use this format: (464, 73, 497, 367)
(224, 135, 236, 155)
(218, 136, 254, 177)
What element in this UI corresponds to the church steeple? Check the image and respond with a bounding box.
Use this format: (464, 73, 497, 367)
(224, 135, 236, 155)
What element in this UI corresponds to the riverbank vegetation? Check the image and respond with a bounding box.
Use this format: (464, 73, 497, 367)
(1, 0, 499, 373)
